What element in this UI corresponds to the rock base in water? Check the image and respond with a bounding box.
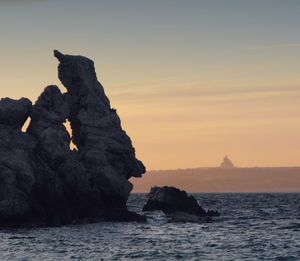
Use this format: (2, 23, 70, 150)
(143, 186, 219, 223)
(168, 211, 212, 224)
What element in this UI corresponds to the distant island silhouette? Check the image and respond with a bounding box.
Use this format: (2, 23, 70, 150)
(220, 156, 235, 168)
(132, 159, 300, 193)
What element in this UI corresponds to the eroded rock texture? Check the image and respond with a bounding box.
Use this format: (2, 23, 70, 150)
(0, 51, 146, 227)
(0, 98, 37, 225)
(143, 186, 220, 223)
(54, 50, 145, 206)
(143, 186, 207, 216)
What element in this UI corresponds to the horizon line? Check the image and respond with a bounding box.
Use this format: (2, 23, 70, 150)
(147, 165, 300, 172)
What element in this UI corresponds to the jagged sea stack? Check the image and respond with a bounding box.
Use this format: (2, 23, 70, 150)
(54, 50, 145, 207)
(0, 51, 146, 227)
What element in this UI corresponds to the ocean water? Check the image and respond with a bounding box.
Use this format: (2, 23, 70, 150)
(0, 193, 299, 261)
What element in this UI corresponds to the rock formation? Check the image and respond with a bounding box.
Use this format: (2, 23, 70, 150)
(143, 186, 219, 223)
(54, 50, 145, 205)
(0, 98, 37, 226)
(0, 51, 146, 227)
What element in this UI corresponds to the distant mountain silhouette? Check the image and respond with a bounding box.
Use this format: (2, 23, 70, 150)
(220, 156, 235, 168)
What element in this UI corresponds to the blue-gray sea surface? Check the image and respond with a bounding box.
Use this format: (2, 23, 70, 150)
(0, 193, 299, 261)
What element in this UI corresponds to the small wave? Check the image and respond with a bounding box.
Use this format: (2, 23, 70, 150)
(8, 236, 35, 240)
(277, 223, 300, 230)
(275, 256, 299, 261)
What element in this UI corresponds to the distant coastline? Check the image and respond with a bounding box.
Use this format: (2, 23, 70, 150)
(148, 166, 300, 173)
(131, 166, 300, 193)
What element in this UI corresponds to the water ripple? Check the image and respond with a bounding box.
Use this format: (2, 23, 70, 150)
(0, 193, 299, 260)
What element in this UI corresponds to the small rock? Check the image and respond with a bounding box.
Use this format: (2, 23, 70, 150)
(143, 186, 220, 222)
(143, 186, 206, 215)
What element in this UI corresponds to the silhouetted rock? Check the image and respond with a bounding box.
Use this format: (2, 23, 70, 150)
(143, 186, 220, 223)
(0, 98, 37, 226)
(0, 51, 146, 227)
(143, 186, 205, 215)
(54, 50, 145, 206)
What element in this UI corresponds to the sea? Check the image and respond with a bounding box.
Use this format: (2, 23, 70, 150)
(0, 193, 299, 261)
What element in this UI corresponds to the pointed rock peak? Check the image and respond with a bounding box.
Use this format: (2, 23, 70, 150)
(53, 50, 65, 62)
(220, 155, 235, 168)
(54, 50, 93, 64)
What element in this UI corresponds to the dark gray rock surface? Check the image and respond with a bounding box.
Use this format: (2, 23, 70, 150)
(143, 186, 220, 223)
(143, 186, 207, 215)
(0, 51, 146, 227)
(0, 97, 32, 128)
(54, 50, 145, 205)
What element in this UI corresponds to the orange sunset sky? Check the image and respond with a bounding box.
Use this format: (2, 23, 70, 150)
(0, 0, 300, 170)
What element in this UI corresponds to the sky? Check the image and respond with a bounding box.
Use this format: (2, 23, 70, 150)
(0, 0, 300, 169)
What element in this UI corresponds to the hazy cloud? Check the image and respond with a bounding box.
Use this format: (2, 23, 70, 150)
(0, 0, 43, 6)
(247, 43, 300, 50)
(109, 84, 300, 104)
